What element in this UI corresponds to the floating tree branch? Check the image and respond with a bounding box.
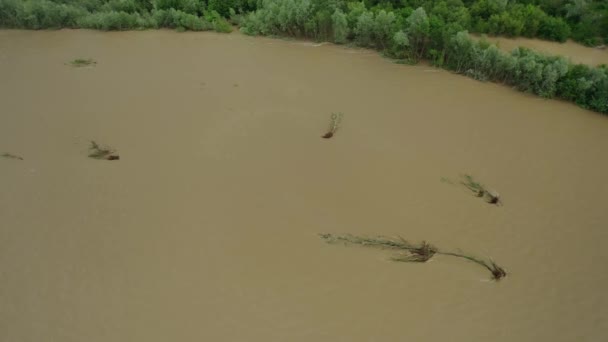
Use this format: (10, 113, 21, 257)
(1, 152, 23, 160)
(439, 251, 507, 281)
(443, 174, 501, 205)
(319, 233, 506, 281)
(321, 112, 343, 139)
(88, 141, 119, 160)
(460, 174, 501, 205)
(68, 58, 96, 67)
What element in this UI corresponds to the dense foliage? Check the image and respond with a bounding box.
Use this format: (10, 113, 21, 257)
(0, 0, 240, 32)
(239, 1, 608, 114)
(1, 1, 607, 45)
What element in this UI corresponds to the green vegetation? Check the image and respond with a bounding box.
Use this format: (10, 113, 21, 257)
(0, 0, 237, 32)
(88, 141, 119, 160)
(320, 233, 507, 280)
(2, 1, 605, 45)
(322, 112, 344, 139)
(1, 152, 24, 160)
(444, 174, 502, 205)
(236, 1, 607, 45)
(460, 174, 486, 196)
(239, 1, 608, 115)
(69, 58, 96, 67)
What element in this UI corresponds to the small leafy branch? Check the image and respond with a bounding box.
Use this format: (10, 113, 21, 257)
(460, 174, 501, 205)
(88, 141, 119, 160)
(443, 174, 501, 205)
(321, 112, 344, 139)
(68, 58, 96, 67)
(1, 152, 24, 160)
(319, 233, 507, 281)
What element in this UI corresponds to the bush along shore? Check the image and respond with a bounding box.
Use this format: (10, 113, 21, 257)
(2, 1, 608, 45)
(0, 1, 606, 114)
(239, 1, 607, 115)
(0, 0, 240, 32)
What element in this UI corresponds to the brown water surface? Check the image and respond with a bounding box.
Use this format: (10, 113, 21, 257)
(1, 30, 607, 342)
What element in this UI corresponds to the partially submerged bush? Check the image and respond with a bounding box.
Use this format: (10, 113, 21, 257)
(0, 0, 86, 29)
(238, 2, 608, 115)
(460, 174, 501, 205)
(331, 8, 348, 44)
(321, 112, 343, 139)
(205, 10, 232, 33)
(1, 152, 24, 160)
(88, 141, 119, 160)
(239, 0, 313, 37)
(443, 32, 607, 113)
(68, 58, 96, 67)
(0, 0, 232, 33)
(320, 233, 507, 281)
(78, 10, 151, 30)
(153, 8, 212, 31)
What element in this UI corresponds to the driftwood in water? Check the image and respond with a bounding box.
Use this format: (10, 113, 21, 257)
(460, 174, 501, 206)
(88, 141, 120, 161)
(319, 233, 507, 281)
(321, 112, 343, 139)
(1, 153, 24, 160)
(68, 58, 96, 67)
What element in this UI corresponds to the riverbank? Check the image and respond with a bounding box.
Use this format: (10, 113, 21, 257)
(473, 35, 608, 66)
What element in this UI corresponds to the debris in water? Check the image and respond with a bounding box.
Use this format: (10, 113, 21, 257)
(68, 58, 97, 67)
(460, 174, 501, 205)
(88, 141, 120, 161)
(319, 233, 507, 281)
(322, 112, 343, 139)
(442, 174, 502, 206)
(1, 152, 23, 160)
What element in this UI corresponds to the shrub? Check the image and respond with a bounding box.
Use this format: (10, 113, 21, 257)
(538, 16, 571, 42)
(331, 8, 348, 44)
(208, 0, 237, 18)
(78, 11, 142, 30)
(0, 0, 87, 29)
(391, 30, 410, 58)
(239, 0, 313, 37)
(152, 8, 211, 31)
(100, 0, 141, 14)
(355, 10, 374, 46)
(152, 0, 198, 13)
(212, 17, 232, 33)
(407, 7, 430, 59)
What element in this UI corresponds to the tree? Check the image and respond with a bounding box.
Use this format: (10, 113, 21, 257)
(332, 8, 348, 44)
(392, 30, 410, 58)
(208, 0, 237, 17)
(406, 7, 430, 59)
(373, 10, 397, 49)
(355, 10, 374, 46)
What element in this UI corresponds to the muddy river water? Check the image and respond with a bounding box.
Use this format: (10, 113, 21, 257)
(1, 30, 607, 342)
